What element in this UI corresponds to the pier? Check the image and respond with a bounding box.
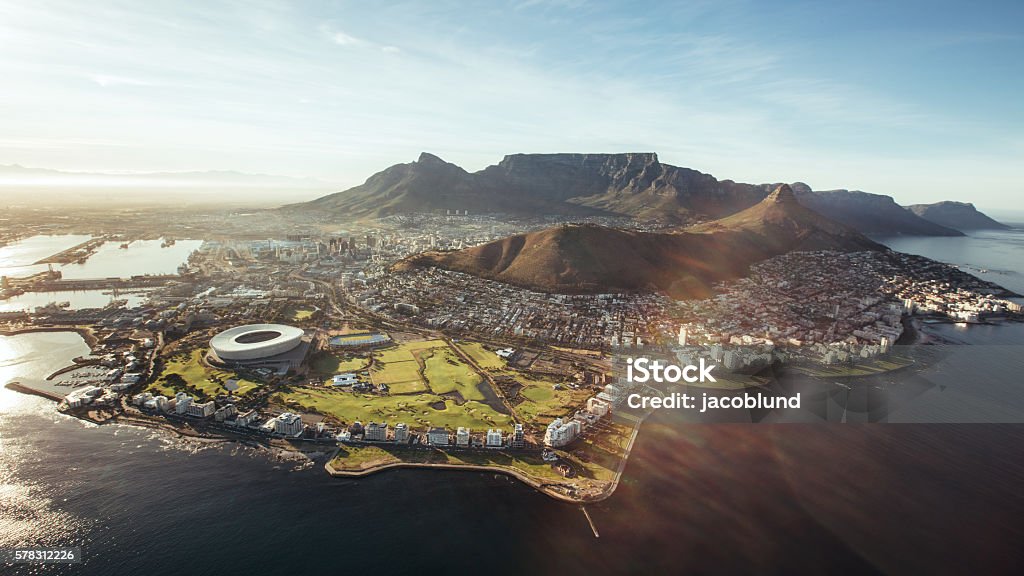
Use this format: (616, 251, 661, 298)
(22, 275, 183, 292)
(35, 237, 107, 265)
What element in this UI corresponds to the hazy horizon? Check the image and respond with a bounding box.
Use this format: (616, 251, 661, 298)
(1, 0, 1021, 210)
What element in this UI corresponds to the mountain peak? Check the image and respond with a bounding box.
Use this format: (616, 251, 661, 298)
(765, 184, 797, 204)
(417, 152, 447, 164)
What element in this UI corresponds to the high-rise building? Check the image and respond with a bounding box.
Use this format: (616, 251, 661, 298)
(187, 400, 215, 418)
(486, 429, 503, 448)
(428, 427, 449, 446)
(365, 421, 388, 442)
(710, 344, 724, 362)
(587, 397, 610, 417)
(456, 427, 470, 446)
(723, 350, 742, 371)
(394, 423, 409, 443)
(274, 412, 303, 437)
(175, 392, 192, 414)
(544, 418, 581, 448)
(678, 326, 688, 346)
(510, 423, 525, 449)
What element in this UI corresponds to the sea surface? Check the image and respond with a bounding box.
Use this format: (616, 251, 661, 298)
(56, 239, 202, 280)
(2, 230, 1024, 575)
(0, 235, 201, 281)
(0, 235, 92, 279)
(876, 223, 1024, 295)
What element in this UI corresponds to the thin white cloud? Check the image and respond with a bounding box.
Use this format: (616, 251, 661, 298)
(330, 31, 361, 46)
(90, 74, 155, 87)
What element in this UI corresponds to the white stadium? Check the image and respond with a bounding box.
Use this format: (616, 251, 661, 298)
(209, 324, 305, 364)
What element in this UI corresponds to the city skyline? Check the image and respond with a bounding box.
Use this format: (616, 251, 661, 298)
(1, 0, 1022, 209)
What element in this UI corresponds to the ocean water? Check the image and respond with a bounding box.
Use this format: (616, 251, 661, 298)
(2, 338, 1023, 575)
(2, 228, 1024, 575)
(876, 224, 1024, 295)
(0, 235, 92, 279)
(57, 239, 202, 280)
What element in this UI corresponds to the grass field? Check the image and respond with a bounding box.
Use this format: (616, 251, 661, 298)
(454, 341, 507, 370)
(309, 351, 369, 376)
(148, 349, 261, 399)
(373, 339, 446, 364)
(387, 380, 430, 394)
(508, 372, 589, 426)
(327, 422, 638, 496)
(574, 421, 633, 481)
(422, 348, 484, 401)
(369, 360, 421, 386)
(329, 444, 567, 480)
(284, 305, 316, 322)
(276, 387, 512, 430)
(367, 340, 451, 394)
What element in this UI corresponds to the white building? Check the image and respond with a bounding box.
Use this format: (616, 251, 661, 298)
(331, 373, 358, 387)
(365, 421, 388, 442)
(153, 395, 169, 412)
(587, 397, 610, 417)
(274, 412, 303, 437)
(486, 429, 503, 448)
(234, 409, 258, 427)
(175, 392, 193, 414)
(215, 404, 238, 422)
(187, 400, 216, 418)
(65, 385, 103, 409)
(428, 427, 449, 446)
(544, 418, 581, 448)
(394, 422, 409, 443)
(456, 427, 470, 446)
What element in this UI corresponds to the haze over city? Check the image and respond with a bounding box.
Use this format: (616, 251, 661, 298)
(1, 0, 1022, 210)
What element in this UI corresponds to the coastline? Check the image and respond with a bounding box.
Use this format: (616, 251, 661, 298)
(8, 308, 1017, 504)
(325, 455, 589, 504)
(323, 391, 658, 504)
(7, 359, 649, 504)
(0, 325, 98, 348)
(4, 381, 66, 402)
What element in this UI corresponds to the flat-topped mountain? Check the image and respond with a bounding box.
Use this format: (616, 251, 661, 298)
(905, 201, 1009, 231)
(286, 152, 961, 236)
(397, 185, 886, 298)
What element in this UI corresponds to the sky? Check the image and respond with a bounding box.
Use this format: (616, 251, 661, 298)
(0, 0, 1021, 209)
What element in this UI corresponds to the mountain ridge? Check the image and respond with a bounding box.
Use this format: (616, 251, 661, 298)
(397, 184, 887, 299)
(906, 201, 1009, 231)
(288, 152, 965, 236)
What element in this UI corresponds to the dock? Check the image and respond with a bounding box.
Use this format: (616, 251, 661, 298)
(581, 505, 600, 538)
(35, 237, 107, 265)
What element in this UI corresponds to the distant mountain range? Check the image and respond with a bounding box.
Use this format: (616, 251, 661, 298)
(906, 201, 1010, 230)
(288, 152, 1007, 235)
(397, 185, 886, 298)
